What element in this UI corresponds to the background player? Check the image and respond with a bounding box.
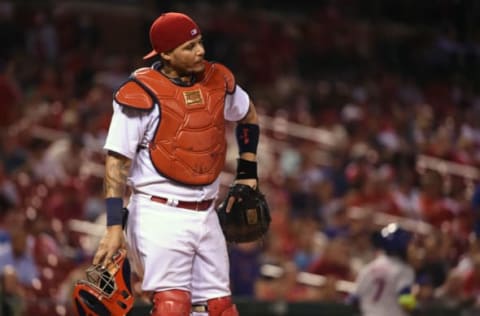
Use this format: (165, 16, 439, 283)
(350, 223, 417, 316)
(91, 12, 260, 316)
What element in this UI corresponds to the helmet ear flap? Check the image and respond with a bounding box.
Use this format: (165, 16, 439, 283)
(74, 287, 111, 316)
(73, 296, 86, 316)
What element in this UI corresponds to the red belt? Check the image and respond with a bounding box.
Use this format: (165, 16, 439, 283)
(150, 196, 214, 211)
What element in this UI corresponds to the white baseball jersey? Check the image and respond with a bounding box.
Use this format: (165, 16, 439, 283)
(103, 77, 250, 303)
(354, 253, 415, 316)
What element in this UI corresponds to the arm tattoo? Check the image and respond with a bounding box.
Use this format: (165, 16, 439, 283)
(104, 152, 132, 198)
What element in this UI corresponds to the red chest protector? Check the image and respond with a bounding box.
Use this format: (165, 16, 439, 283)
(114, 61, 235, 185)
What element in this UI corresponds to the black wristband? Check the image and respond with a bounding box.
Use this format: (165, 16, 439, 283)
(235, 123, 259, 154)
(106, 197, 123, 226)
(236, 159, 257, 179)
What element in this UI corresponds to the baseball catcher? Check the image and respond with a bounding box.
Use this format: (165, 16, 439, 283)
(217, 183, 270, 243)
(92, 11, 265, 315)
(72, 249, 133, 316)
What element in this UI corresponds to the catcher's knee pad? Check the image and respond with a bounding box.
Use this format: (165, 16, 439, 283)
(207, 296, 239, 316)
(151, 290, 191, 316)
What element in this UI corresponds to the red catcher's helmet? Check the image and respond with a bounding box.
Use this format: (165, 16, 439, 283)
(72, 249, 134, 316)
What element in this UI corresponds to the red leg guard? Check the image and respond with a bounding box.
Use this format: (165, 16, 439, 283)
(207, 296, 239, 316)
(151, 290, 191, 316)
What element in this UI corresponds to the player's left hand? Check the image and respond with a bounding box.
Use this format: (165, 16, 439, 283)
(225, 178, 257, 213)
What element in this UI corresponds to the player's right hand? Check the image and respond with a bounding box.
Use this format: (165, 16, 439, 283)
(93, 225, 126, 268)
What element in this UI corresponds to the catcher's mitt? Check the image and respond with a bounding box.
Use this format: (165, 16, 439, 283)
(217, 184, 271, 243)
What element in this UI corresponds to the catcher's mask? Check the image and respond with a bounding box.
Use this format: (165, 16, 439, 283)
(73, 249, 134, 316)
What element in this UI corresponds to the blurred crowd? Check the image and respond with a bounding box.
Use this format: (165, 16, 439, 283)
(1, 0, 480, 315)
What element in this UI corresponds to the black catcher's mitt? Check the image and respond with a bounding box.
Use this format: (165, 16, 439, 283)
(217, 184, 271, 243)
